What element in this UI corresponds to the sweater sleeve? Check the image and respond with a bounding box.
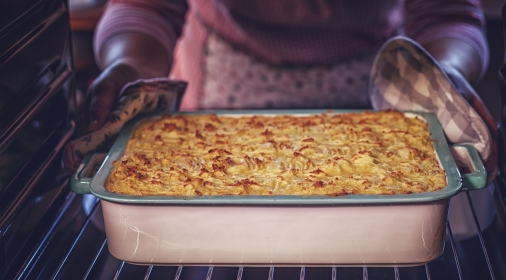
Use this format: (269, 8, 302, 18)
(94, 0, 188, 68)
(404, 0, 489, 78)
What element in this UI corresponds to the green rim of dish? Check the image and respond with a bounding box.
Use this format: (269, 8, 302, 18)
(88, 109, 463, 205)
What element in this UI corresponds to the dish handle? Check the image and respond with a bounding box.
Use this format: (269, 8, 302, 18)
(449, 144, 487, 191)
(70, 152, 107, 194)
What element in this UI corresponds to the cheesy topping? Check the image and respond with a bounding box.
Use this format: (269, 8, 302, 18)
(106, 111, 447, 196)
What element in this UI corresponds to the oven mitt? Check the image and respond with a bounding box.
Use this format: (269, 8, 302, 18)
(369, 36, 498, 182)
(63, 78, 187, 172)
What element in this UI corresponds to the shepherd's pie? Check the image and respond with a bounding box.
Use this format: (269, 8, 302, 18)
(106, 111, 447, 196)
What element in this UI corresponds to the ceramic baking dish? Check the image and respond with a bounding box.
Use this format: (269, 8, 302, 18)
(71, 110, 487, 267)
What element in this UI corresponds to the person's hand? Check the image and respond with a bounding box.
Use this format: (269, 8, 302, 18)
(441, 63, 498, 182)
(76, 32, 173, 136)
(423, 38, 482, 83)
(425, 38, 497, 181)
(77, 59, 142, 136)
(64, 33, 171, 173)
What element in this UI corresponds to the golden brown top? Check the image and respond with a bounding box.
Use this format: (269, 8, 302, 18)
(106, 111, 447, 196)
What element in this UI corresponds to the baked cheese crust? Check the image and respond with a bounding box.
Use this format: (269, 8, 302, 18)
(106, 111, 447, 196)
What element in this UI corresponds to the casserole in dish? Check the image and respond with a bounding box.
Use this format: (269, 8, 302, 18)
(105, 111, 447, 196)
(71, 110, 487, 266)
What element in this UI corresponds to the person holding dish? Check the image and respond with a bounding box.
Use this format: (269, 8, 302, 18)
(69, 0, 497, 176)
(84, 0, 488, 118)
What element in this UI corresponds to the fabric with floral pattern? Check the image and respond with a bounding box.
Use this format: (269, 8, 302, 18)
(200, 32, 375, 109)
(63, 78, 186, 172)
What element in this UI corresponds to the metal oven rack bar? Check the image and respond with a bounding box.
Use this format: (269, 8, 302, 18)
(14, 177, 506, 280)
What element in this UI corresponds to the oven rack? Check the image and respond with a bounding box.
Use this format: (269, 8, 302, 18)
(14, 178, 506, 280)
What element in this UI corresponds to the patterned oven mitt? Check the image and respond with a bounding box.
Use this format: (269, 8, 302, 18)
(64, 78, 187, 172)
(369, 36, 498, 183)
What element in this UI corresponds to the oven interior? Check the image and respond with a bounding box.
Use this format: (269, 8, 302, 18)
(1, 0, 506, 279)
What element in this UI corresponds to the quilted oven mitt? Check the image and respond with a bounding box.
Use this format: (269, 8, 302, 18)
(370, 36, 498, 183)
(63, 78, 187, 172)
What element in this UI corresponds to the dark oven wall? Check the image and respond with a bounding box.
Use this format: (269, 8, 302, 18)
(0, 0, 75, 278)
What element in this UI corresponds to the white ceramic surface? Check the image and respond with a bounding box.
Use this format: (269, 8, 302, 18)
(102, 200, 448, 266)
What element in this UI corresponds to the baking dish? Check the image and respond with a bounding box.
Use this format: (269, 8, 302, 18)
(70, 110, 487, 267)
